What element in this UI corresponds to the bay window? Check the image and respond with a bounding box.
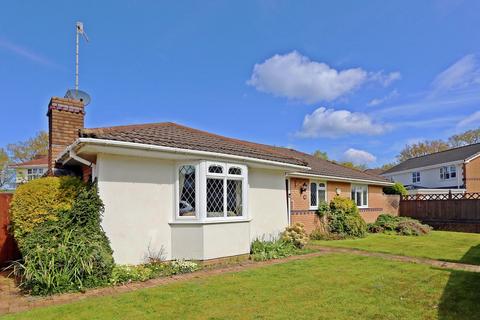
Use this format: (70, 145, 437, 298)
(310, 181, 326, 209)
(351, 185, 368, 208)
(176, 161, 247, 221)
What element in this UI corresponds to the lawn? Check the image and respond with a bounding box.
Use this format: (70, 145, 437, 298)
(312, 231, 480, 265)
(3, 253, 480, 320)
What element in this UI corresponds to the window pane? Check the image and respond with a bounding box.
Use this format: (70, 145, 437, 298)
(207, 178, 224, 217)
(318, 183, 326, 189)
(362, 189, 368, 206)
(227, 180, 242, 217)
(228, 167, 242, 175)
(356, 191, 362, 206)
(310, 183, 317, 207)
(208, 165, 223, 174)
(318, 190, 326, 204)
(178, 165, 196, 216)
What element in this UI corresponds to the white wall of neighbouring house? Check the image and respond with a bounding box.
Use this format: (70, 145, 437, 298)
(96, 153, 175, 264)
(96, 153, 289, 264)
(384, 163, 464, 189)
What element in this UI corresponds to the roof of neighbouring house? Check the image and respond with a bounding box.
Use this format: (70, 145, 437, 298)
(79, 122, 391, 184)
(383, 142, 480, 174)
(364, 168, 385, 176)
(10, 156, 48, 168)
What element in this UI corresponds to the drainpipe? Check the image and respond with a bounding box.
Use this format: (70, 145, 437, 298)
(69, 149, 96, 181)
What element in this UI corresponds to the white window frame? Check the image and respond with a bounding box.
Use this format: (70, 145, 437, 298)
(175, 162, 200, 220)
(309, 181, 327, 209)
(351, 184, 368, 208)
(412, 171, 421, 184)
(440, 166, 456, 180)
(175, 161, 248, 223)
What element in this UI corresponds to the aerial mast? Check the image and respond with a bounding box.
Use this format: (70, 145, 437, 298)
(75, 21, 89, 95)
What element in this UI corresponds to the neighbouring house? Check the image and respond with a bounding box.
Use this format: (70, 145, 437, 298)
(10, 156, 49, 188)
(382, 143, 480, 195)
(46, 96, 395, 264)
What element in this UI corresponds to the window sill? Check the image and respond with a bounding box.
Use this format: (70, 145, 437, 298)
(169, 218, 252, 225)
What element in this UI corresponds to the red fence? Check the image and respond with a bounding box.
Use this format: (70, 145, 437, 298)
(0, 193, 20, 266)
(400, 193, 480, 233)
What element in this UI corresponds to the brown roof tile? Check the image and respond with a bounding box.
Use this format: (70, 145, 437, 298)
(79, 122, 390, 184)
(11, 156, 48, 167)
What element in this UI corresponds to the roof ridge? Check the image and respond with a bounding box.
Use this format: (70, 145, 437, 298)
(400, 141, 480, 162)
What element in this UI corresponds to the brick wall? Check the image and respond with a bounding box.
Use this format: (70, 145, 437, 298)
(290, 177, 310, 211)
(465, 156, 480, 193)
(289, 177, 399, 230)
(47, 97, 85, 172)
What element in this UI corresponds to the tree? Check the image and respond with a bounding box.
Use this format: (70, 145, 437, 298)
(7, 131, 48, 163)
(448, 128, 480, 147)
(312, 150, 329, 160)
(397, 140, 449, 162)
(338, 161, 367, 171)
(0, 148, 13, 190)
(380, 162, 396, 171)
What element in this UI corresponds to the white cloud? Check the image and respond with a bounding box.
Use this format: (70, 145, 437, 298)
(369, 71, 402, 87)
(431, 54, 480, 93)
(367, 89, 399, 106)
(343, 148, 377, 165)
(0, 37, 56, 67)
(297, 107, 390, 138)
(457, 111, 480, 129)
(247, 51, 400, 103)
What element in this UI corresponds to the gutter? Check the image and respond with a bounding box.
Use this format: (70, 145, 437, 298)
(60, 145, 96, 180)
(286, 172, 394, 186)
(57, 138, 311, 171)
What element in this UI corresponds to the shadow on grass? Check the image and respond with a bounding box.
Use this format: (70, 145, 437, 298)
(438, 245, 480, 320)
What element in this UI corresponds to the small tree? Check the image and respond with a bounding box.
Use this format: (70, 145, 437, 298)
(383, 182, 407, 196)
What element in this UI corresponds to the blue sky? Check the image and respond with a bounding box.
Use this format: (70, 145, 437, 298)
(1, 1, 480, 167)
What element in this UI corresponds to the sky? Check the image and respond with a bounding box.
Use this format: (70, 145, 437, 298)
(1, 0, 480, 167)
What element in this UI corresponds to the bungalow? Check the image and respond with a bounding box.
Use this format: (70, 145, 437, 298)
(47, 96, 394, 264)
(10, 156, 48, 188)
(382, 144, 480, 195)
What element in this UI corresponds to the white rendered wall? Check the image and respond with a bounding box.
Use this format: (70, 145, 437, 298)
(97, 154, 175, 264)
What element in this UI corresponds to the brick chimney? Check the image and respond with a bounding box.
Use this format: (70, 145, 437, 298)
(47, 97, 85, 173)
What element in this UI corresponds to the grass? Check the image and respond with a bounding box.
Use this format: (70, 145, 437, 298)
(311, 231, 480, 265)
(3, 253, 480, 320)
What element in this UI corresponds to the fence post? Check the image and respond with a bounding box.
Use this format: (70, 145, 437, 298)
(448, 190, 452, 200)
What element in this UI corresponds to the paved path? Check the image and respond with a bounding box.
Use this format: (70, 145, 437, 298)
(1, 247, 480, 316)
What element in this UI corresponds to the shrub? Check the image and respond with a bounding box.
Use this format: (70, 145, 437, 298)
(12, 181, 114, 295)
(368, 214, 431, 236)
(109, 260, 200, 286)
(383, 183, 407, 196)
(10, 176, 83, 240)
(281, 223, 309, 248)
(327, 197, 367, 238)
(250, 238, 297, 261)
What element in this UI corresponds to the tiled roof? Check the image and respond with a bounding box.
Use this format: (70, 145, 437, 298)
(11, 156, 48, 167)
(266, 147, 391, 183)
(80, 122, 307, 166)
(383, 143, 480, 174)
(80, 122, 390, 184)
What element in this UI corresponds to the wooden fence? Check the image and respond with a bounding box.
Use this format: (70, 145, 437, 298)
(399, 192, 480, 233)
(0, 193, 20, 266)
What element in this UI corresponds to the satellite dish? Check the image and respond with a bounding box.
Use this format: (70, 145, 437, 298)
(64, 89, 91, 106)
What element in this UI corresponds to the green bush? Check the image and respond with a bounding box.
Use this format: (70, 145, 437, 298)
(383, 182, 407, 196)
(10, 176, 83, 240)
(12, 180, 114, 295)
(109, 261, 200, 286)
(250, 238, 297, 261)
(281, 223, 309, 248)
(368, 214, 431, 236)
(326, 197, 367, 238)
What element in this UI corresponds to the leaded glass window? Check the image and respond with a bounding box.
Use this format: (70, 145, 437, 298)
(178, 165, 196, 216)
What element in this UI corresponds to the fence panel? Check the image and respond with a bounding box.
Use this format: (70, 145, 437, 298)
(399, 193, 480, 233)
(0, 193, 20, 266)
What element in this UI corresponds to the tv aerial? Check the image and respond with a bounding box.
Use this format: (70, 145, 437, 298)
(65, 21, 91, 106)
